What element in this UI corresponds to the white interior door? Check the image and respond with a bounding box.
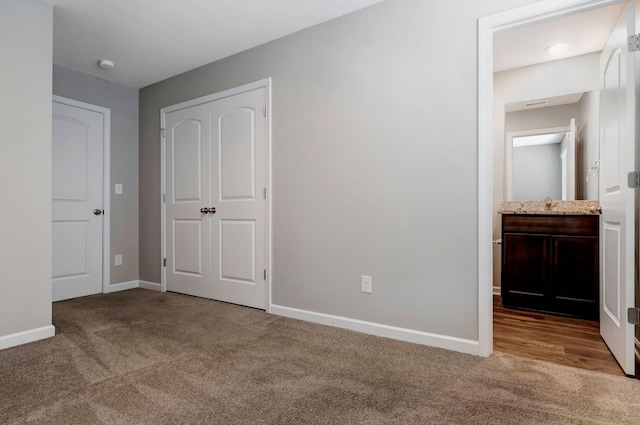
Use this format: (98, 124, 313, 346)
(52, 100, 104, 301)
(164, 86, 267, 309)
(599, 2, 635, 376)
(210, 88, 267, 309)
(165, 103, 212, 297)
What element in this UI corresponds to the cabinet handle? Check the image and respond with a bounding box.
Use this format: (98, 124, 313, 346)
(589, 206, 602, 213)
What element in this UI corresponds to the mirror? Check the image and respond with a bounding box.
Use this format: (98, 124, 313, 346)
(504, 92, 600, 201)
(507, 123, 575, 201)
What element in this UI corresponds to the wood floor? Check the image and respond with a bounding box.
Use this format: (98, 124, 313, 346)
(493, 295, 624, 376)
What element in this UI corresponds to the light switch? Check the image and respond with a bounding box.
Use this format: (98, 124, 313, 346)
(115, 184, 123, 195)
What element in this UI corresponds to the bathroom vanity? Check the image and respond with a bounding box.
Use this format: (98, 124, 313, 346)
(499, 201, 600, 320)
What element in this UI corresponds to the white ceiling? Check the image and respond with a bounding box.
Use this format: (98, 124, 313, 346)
(493, 3, 623, 73)
(45, 0, 383, 88)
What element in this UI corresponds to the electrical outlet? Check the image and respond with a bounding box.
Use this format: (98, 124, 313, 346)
(115, 255, 123, 266)
(115, 184, 123, 195)
(361, 275, 372, 293)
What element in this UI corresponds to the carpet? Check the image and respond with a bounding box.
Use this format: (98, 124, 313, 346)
(1, 288, 639, 424)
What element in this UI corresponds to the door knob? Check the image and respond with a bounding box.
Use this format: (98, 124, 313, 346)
(93, 209, 103, 215)
(207, 207, 216, 214)
(200, 207, 208, 214)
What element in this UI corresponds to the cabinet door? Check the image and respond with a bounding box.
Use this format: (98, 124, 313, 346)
(551, 236, 599, 320)
(502, 233, 549, 311)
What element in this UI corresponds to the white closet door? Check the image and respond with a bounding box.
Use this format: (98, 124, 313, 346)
(165, 103, 212, 297)
(164, 87, 267, 310)
(210, 88, 267, 309)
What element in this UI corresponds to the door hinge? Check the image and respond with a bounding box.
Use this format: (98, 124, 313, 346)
(263, 187, 267, 199)
(161, 128, 167, 138)
(629, 34, 640, 52)
(628, 171, 640, 188)
(163, 193, 167, 202)
(628, 307, 640, 326)
(264, 269, 266, 280)
(263, 106, 266, 117)
(163, 258, 167, 267)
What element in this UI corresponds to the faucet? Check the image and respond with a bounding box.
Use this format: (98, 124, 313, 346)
(544, 196, 552, 207)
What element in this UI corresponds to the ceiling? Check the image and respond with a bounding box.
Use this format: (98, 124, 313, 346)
(45, 0, 383, 88)
(44, 1, 625, 90)
(493, 3, 623, 73)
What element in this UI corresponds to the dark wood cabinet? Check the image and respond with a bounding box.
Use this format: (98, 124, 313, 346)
(501, 214, 599, 320)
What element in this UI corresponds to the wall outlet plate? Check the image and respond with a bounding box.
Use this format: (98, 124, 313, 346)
(115, 254, 122, 266)
(115, 184, 123, 195)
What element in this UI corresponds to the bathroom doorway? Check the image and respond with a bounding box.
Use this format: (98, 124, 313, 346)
(480, 0, 632, 376)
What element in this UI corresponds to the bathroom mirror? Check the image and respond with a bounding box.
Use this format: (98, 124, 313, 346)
(504, 92, 600, 201)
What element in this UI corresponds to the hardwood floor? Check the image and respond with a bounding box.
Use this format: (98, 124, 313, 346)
(493, 295, 625, 376)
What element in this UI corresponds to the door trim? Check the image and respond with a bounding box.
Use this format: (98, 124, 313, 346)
(477, 0, 625, 357)
(160, 78, 273, 311)
(52, 95, 111, 295)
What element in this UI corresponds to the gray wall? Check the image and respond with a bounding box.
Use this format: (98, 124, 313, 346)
(140, 0, 535, 341)
(0, 0, 53, 337)
(53, 64, 140, 285)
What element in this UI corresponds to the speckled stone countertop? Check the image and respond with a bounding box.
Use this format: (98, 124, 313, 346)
(498, 200, 600, 215)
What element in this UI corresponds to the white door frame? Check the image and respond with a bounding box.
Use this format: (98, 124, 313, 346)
(160, 78, 273, 311)
(477, 0, 625, 357)
(52, 95, 111, 295)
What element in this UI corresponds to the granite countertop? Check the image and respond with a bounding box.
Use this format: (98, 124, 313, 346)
(498, 200, 600, 215)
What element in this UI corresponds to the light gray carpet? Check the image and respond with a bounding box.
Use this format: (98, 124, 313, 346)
(1, 289, 639, 424)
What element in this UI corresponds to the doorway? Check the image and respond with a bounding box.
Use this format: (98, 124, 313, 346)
(52, 96, 111, 301)
(478, 0, 636, 376)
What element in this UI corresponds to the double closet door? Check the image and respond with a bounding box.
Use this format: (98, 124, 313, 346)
(165, 88, 267, 309)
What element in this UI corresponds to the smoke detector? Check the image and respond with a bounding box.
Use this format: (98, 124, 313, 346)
(98, 59, 115, 70)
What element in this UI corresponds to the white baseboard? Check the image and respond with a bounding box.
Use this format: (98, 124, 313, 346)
(108, 280, 139, 293)
(0, 325, 55, 351)
(104, 280, 162, 293)
(270, 304, 479, 356)
(139, 280, 162, 291)
(493, 286, 500, 296)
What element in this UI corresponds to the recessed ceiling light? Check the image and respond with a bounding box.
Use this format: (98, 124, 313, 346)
(98, 59, 115, 70)
(546, 43, 568, 56)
